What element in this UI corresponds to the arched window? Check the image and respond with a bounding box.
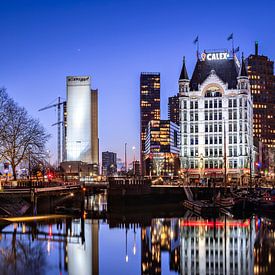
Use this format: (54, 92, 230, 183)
(204, 86, 222, 97)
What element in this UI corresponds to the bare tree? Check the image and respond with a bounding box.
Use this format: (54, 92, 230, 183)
(0, 88, 13, 131)
(0, 89, 50, 180)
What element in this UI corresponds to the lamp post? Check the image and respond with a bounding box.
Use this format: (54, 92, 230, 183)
(46, 150, 51, 165)
(199, 153, 204, 185)
(132, 146, 136, 176)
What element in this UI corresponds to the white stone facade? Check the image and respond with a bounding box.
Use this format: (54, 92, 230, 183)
(179, 64, 254, 181)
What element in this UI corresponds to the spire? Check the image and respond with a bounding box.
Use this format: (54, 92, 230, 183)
(239, 52, 248, 77)
(179, 56, 189, 80)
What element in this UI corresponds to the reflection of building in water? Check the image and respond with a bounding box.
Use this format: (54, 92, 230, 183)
(140, 217, 261, 275)
(180, 218, 255, 275)
(68, 219, 99, 275)
(141, 219, 180, 274)
(254, 219, 275, 274)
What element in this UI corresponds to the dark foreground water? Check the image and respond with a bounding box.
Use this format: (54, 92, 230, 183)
(0, 195, 275, 275)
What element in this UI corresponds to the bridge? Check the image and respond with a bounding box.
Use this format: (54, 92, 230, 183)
(0, 181, 109, 197)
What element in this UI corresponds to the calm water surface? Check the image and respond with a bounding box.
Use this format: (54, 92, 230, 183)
(0, 194, 274, 275)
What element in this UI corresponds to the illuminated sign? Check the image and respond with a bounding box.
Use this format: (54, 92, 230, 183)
(67, 77, 90, 82)
(201, 52, 229, 61)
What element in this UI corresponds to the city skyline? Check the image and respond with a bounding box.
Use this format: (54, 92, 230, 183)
(1, 0, 275, 162)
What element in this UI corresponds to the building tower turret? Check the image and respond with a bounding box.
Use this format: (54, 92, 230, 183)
(237, 53, 250, 91)
(179, 57, 190, 95)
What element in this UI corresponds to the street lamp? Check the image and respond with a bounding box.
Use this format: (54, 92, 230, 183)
(47, 150, 51, 165)
(68, 165, 72, 173)
(199, 153, 204, 184)
(169, 157, 174, 177)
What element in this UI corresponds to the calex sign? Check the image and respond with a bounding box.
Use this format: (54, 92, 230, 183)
(201, 52, 229, 61)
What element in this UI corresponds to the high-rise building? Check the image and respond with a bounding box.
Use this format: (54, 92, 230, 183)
(246, 42, 275, 175)
(91, 89, 99, 165)
(179, 52, 254, 184)
(168, 94, 179, 125)
(65, 76, 99, 167)
(102, 151, 117, 176)
(247, 42, 275, 148)
(144, 119, 180, 176)
(140, 73, 160, 174)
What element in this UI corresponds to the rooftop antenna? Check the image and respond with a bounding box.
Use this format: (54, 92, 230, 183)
(255, 41, 259, 56)
(125, 142, 127, 173)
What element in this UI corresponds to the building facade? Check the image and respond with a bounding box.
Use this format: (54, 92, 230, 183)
(66, 76, 99, 167)
(140, 73, 161, 174)
(180, 218, 255, 275)
(102, 151, 117, 176)
(91, 89, 99, 165)
(247, 42, 275, 147)
(132, 160, 141, 176)
(144, 119, 180, 176)
(168, 94, 180, 125)
(179, 52, 254, 183)
(246, 42, 275, 175)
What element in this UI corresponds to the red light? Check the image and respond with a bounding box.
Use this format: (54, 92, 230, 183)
(49, 225, 52, 237)
(181, 220, 250, 228)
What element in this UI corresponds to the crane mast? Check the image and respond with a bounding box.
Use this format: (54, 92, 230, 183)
(39, 96, 65, 166)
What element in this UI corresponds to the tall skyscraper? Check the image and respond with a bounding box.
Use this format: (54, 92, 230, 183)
(168, 94, 179, 125)
(246, 42, 275, 148)
(91, 89, 99, 165)
(179, 51, 254, 184)
(140, 73, 160, 174)
(65, 76, 98, 166)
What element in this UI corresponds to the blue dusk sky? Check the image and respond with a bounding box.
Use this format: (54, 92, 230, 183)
(0, 0, 274, 164)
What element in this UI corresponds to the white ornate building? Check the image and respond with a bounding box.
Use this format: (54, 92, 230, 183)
(179, 52, 254, 183)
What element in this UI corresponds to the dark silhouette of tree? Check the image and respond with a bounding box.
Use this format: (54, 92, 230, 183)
(0, 88, 50, 180)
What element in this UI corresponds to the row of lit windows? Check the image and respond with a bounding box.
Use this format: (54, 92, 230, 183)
(181, 134, 249, 146)
(254, 114, 262, 118)
(185, 159, 248, 169)
(141, 103, 151, 107)
(249, 75, 260, 80)
(182, 98, 249, 110)
(182, 123, 249, 133)
(253, 104, 267, 108)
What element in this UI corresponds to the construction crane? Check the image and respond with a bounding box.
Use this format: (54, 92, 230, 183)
(39, 97, 66, 166)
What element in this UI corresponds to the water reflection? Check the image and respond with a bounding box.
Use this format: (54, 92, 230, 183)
(0, 195, 275, 274)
